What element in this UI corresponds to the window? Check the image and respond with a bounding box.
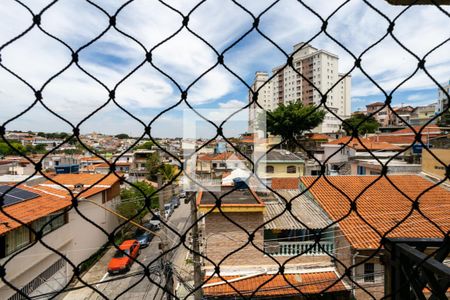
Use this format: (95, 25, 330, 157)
(266, 165, 274, 173)
(5, 226, 30, 256)
(364, 263, 375, 282)
(32, 211, 66, 236)
(357, 166, 366, 175)
(219, 163, 226, 168)
(286, 165, 296, 173)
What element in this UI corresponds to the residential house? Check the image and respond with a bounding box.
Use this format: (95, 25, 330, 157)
(300, 175, 450, 300)
(197, 184, 350, 299)
(421, 148, 450, 182)
(0, 173, 121, 299)
(366, 102, 391, 127)
(367, 125, 446, 148)
(89, 162, 131, 174)
(391, 105, 414, 126)
(79, 156, 105, 170)
(257, 149, 305, 182)
(410, 103, 437, 126)
(196, 152, 247, 178)
(321, 137, 402, 175)
(111, 152, 134, 164)
(350, 158, 421, 175)
(130, 149, 157, 179)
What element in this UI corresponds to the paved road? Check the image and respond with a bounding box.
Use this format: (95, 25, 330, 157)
(62, 200, 191, 300)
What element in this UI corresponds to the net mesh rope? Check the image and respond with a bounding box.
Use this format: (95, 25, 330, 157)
(0, 0, 449, 299)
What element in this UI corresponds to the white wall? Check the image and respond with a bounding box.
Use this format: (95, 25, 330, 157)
(0, 192, 120, 299)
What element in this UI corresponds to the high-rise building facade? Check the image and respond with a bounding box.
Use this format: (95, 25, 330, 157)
(436, 80, 450, 114)
(249, 42, 351, 134)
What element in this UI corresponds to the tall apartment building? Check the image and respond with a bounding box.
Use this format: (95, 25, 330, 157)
(249, 42, 351, 134)
(248, 72, 273, 131)
(436, 79, 450, 114)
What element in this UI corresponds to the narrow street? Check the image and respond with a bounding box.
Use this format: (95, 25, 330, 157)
(62, 200, 191, 300)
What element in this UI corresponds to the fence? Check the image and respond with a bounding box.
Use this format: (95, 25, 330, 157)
(0, 0, 449, 299)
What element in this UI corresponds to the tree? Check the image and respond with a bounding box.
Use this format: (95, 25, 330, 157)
(115, 133, 130, 139)
(159, 164, 178, 197)
(437, 106, 450, 126)
(135, 141, 154, 150)
(259, 102, 325, 149)
(145, 152, 161, 181)
(117, 181, 158, 222)
(34, 144, 47, 153)
(0, 142, 26, 156)
(343, 113, 380, 135)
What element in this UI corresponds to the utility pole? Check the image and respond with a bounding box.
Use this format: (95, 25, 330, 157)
(158, 174, 173, 299)
(190, 191, 203, 300)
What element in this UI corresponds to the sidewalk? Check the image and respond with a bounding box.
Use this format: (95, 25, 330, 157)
(62, 246, 115, 300)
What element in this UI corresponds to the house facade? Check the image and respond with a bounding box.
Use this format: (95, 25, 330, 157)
(0, 174, 121, 300)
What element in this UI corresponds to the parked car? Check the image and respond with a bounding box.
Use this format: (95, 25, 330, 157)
(144, 222, 159, 232)
(134, 227, 153, 248)
(149, 213, 161, 229)
(164, 203, 174, 219)
(171, 196, 180, 208)
(107, 240, 140, 275)
(179, 191, 186, 199)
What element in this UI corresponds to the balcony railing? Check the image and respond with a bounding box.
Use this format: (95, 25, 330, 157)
(264, 241, 334, 256)
(384, 237, 450, 300)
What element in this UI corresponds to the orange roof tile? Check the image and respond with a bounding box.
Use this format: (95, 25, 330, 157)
(366, 101, 385, 107)
(203, 271, 347, 297)
(42, 173, 121, 187)
(271, 178, 300, 190)
(306, 133, 329, 141)
(0, 185, 71, 235)
(198, 152, 245, 161)
(80, 156, 105, 162)
(38, 174, 121, 198)
(392, 125, 443, 135)
(326, 136, 402, 151)
(34, 185, 108, 199)
(301, 175, 450, 249)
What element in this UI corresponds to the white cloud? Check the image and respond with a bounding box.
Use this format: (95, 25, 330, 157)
(1, 0, 449, 136)
(218, 99, 246, 109)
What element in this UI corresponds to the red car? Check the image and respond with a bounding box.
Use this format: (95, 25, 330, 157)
(107, 240, 140, 275)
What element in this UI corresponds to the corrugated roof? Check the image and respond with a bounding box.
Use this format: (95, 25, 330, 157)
(203, 271, 348, 297)
(264, 191, 331, 230)
(263, 149, 304, 162)
(301, 175, 450, 249)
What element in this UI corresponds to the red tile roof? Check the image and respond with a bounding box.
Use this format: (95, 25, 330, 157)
(203, 271, 348, 297)
(271, 178, 300, 190)
(301, 175, 450, 249)
(391, 125, 443, 135)
(326, 136, 402, 151)
(366, 101, 385, 107)
(306, 133, 329, 141)
(37, 173, 121, 198)
(198, 152, 245, 161)
(0, 185, 71, 235)
(42, 173, 121, 187)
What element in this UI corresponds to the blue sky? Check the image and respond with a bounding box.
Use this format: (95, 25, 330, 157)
(0, 0, 449, 137)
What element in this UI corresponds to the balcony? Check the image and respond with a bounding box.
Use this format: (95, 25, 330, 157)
(384, 237, 450, 299)
(264, 241, 334, 256)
